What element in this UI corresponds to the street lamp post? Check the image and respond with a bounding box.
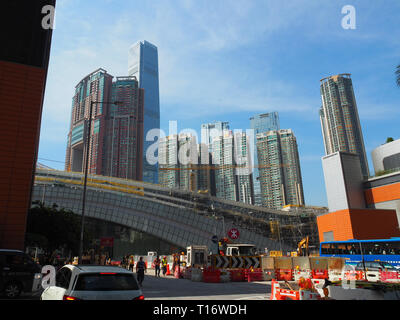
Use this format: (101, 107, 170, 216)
(78, 100, 122, 264)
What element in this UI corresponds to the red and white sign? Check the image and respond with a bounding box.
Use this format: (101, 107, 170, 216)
(228, 228, 240, 240)
(100, 237, 114, 247)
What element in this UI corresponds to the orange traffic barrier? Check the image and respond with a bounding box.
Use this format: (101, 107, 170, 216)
(229, 269, 246, 282)
(275, 269, 293, 281)
(311, 269, 328, 279)
(245, 268, 264, 282)
(203, 267, 221, 283)
(270, 279, 299, 300)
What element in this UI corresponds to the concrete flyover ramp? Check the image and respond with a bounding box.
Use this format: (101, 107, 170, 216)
(32, 169, 295, 252)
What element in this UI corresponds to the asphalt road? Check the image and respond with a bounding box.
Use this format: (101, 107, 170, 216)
(140, 269, 272, 300)
(3, 269, 275, 300)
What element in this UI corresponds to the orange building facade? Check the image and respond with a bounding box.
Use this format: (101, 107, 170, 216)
(317, 208, 400, 242)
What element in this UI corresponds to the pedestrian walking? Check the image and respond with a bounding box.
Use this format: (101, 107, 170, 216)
(154, 256, 161, 277)
(136, 257, 147, 286)
(128, 255, 135, 272)
(161, 256, 168, 276)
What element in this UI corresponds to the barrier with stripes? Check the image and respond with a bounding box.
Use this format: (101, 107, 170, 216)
(211, 255, 261, 269)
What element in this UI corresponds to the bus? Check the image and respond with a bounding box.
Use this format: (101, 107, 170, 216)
(320, 238, 400, 269)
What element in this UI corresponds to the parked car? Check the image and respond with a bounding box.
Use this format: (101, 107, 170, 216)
(0, 249, 42, 298)
(355, 261, 397, 272)
(40, 265, 144, 300)
(355, 261, 398, 282)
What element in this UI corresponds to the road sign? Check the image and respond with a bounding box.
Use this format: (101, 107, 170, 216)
(211, 235, 218, 244)
(228, 228, 240, 240)
(214, 255, 230, 269)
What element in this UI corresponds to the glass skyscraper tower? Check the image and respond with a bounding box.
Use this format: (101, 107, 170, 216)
(250, 112, 280, 206)
(129, 40, 160, 184)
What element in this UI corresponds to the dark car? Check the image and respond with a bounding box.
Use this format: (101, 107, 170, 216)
(0, 249, 42, 298)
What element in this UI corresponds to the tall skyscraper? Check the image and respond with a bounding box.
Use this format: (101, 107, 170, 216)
(250, 112, 280, 206)
(256, 129, 304, 210)
(128, 40, 160, 184)
(65, 70, 144, 181)
(104, 77, 144, 180)
(320, 74, 369, 178)
(0, 0, 55, 250)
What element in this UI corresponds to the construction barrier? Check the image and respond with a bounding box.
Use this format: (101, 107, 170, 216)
(312, 269, 329, 279)
(245, 268, 265, 282)
(203, 267, 221, 283)
(270, 278, 322, 300)
(191, 268, 203, 282)
(293, 256, 311, 281)
(275, 269, 294, 281)
(174, 265, 183, 279)
(327, 257, 346, 281)
(182, 267, 192, 280)
(229, 269, 246, 282)
(294, 269, 311, 281)
(220, 270, 231, 283)
(275, 257, 293, 281)
(310, 257, 328, 279)
(344, 270, 365, 281)
(380, 271, 400, 283)
(270, 280, 300, 300)
(264, 270, 276, 281)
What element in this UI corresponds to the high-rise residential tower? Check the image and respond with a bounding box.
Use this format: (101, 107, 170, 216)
(201, 121, 230, 153)
(234, 132, 255, 205)
(213, 132, 237, 202)
(158, 134, 179, 189)
(320, 74, 369, 178)
(158, 134, 214, 194)
(212, 131, 254, 204)
(128, 40, 160, 184)
(250, 112, 280, 206)
(256, 129, 305, 210)
(65, 70, 144, 181)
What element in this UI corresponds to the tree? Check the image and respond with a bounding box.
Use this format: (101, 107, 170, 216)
(386, 137, 394, 143)
(25, 202, 93, 256)
(396, 64, 400, 87)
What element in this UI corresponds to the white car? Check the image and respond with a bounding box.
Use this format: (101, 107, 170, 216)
(40, 265, 144, 300)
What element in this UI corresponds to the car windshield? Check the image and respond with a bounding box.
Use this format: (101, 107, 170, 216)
(74, 273, 139, 291)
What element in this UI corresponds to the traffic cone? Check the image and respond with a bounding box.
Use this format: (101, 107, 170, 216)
(166, 264, 171, 276)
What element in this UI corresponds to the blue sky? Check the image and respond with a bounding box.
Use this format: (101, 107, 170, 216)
(38, 0, 400, 207)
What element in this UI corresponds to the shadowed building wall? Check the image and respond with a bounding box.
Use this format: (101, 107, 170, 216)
(0, 0, 55, 249)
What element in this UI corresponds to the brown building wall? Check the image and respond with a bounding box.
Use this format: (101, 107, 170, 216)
(317, 208, 400, 242)
(0, 61, 47, 249)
